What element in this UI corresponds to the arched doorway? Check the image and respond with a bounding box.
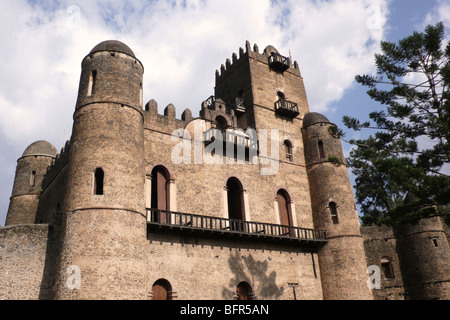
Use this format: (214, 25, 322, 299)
(227, 178, 245, 231)
(277, 189, 293, 236)
(236, 282, 254, 300)
(151, 166, 170, 223)
(151, 279, 173, 300)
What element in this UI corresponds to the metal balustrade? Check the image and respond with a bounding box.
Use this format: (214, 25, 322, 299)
(274, 99, 300, 118)
(268, 52, 291, 72)
(147, 209, 327, 246)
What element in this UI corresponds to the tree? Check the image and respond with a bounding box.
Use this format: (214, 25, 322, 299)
(332, 22, 450, 226)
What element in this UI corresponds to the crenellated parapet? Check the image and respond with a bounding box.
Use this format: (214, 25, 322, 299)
(41, 140, 71, 191)
(144, 99, 195, 133)
(215, 41, 301, 86)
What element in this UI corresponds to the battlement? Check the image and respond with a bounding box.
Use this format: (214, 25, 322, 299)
(215, 41, 301, 84)
(42, 140, 71, 190)
(143, 99, 195, 133)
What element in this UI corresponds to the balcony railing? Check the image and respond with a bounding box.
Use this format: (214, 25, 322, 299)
(147, 209, 327, 246)
(274, 99, 300, 118)
(268, 53, 291, 72)
(205, 95, 215, 109)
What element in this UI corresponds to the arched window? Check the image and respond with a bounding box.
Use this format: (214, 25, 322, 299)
(381, 257, 395, 279)
(277, 91, 286, 100)
(227, 178, 245, 231)
(236, 282, 254, 300)
(277, 189, 293, 236)
(151, 279, 173, 300)
(151, 166, 170, 223)
(215, 116, 228, 132)
(329, 202, 339, 224)
(318, 140, 326, 159)
(284, 140, 293, 162)
(94, 168, 104, 195)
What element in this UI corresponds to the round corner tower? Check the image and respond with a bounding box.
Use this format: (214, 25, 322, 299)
(6, 141, 58, 226)
(393, 194, 450, 300)
(55, 40, 147, 299)
(302, 112, 373, 300)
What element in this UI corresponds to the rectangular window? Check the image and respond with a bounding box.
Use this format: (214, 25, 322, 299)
(318, 140, 326, 159)
(432, 238, 439, 247)
(94, 168, 104, 195)
(87, 70, 97, 96)
(30, 171, 36, 187)
(329, 202, 339, 224)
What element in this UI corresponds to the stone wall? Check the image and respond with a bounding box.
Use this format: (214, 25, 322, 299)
(0, 225, 49, 300)
(146, 233, 323, 300)
(361, 225, 405, 300)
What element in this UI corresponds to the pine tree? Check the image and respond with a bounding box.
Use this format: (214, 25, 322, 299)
(332, 22, 450, 226)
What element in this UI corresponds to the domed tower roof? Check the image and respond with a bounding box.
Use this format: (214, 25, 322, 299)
(22, 140, 58, 158)
(264, 45, 280, 56)
(302, 112, 330, 128)
(89, 40, 136, 58)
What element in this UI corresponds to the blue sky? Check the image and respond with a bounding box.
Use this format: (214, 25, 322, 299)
(0, 0, 448, 226)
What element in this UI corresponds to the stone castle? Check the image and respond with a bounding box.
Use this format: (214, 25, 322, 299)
(1, 40, 449, 300)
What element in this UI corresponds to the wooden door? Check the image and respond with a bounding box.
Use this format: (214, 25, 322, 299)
(277, 191, 292, 236)
(237, 285, 248, 300)
(151, 167, 169, 223)
(152, 283, 168, 300)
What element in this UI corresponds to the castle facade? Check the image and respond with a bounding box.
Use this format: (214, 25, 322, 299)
(1, 40, 449, 300)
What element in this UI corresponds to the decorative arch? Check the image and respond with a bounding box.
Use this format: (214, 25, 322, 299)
(215, 115, 229, 131)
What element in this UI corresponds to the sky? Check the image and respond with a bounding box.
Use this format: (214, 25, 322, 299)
(0, 0, 449, 226)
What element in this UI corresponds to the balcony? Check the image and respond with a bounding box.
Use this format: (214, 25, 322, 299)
(268, 52, 291, 72)
(147, 209, 327, 247)
(230, 97, 246, 114)
(274, 99, 300, 118)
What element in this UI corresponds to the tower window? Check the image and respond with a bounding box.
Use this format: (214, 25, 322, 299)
(329, 202, 339, 224)
(284, 140, 293, 162)
(94, 168, 104, 195)
(87, 70, 97, 96)
(30, 171, 36, 187)
(381, 257, 395, 279)
(140, 82, 143, 108)
(432, 237, 439, 247)
(318, 140, 326, 159)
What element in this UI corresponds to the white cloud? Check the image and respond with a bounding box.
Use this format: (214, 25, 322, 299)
(274, 0, 390, 112)
(425, 0, 450, 28)
(0, 0, 391, 225)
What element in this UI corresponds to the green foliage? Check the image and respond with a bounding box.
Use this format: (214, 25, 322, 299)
(340, 22, 450, 226)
